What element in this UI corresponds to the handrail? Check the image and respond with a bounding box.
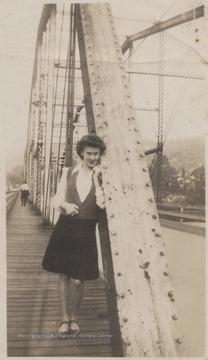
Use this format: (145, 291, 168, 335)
(6, 190, 19, 214)
(157, 202, 205, 212)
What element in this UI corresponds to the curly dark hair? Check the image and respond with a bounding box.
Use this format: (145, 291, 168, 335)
(76, 134, 106, 159)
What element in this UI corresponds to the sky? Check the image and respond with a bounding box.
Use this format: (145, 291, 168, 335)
(0, 0, 208, 170)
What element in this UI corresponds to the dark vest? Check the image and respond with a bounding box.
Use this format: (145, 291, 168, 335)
(64, 167, 98, 220)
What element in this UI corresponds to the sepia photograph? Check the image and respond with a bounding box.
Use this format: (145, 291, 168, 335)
(1, 0, 207, 358)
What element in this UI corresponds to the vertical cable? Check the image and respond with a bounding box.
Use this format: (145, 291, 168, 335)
(156, 31, 164, 203)
(36, 33, 45, 213)
(66, 3, 76, 166)
(43, 6, 66, 225)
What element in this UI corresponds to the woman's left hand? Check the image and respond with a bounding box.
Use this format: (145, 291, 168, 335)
(92, 165, 102, 183)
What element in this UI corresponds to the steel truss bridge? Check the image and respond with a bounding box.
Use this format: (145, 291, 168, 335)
(23, 3, 204, 357)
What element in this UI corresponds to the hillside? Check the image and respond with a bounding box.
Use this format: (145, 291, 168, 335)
(144, 136, 205, 172)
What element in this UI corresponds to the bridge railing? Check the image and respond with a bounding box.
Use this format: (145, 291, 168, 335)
(157, 203, 205, 222)
(6, 190, 19, 214)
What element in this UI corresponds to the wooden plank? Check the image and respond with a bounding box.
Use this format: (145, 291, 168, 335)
(8, 345, 112, 357)
(7, 198, 112, 357)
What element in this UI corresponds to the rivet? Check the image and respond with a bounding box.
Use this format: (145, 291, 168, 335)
(140, 261, 150, 269)
(146, 183, 151, 187)
(142, 168, 147, 172)
(159, 251, 165, 256)
(172, 315, 178, 321)
(111, 231, 116, 235)
(144, 270, 151, 280)
(168, 291, 174, 298)
(176, 338, 183, 344)
(151, 228, 156, 232)
(117, 272, 122, 276)
(164, 271, 169, 276)
(156, 233, 161, 237)
(123, 317, 128, 323)
(114, 251, 119, 255)
(149, 198, 154, 203)
(152, 215, 157, 219)
(140, 154, 145, 158)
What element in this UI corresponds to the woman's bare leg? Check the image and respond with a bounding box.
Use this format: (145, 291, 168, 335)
(70, 278, 84, 332)
(58, 273, 71, 332)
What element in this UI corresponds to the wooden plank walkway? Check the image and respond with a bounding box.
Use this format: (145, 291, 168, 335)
(7, 196, 205, 357)
(7, 196, 112, 357)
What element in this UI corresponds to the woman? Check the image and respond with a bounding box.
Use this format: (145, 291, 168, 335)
(42, 134, 106, 336)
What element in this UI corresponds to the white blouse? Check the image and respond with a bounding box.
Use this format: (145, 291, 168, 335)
(53, 164, 105, 211)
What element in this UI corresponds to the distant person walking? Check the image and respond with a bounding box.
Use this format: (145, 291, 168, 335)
(20, 181, 30, 206)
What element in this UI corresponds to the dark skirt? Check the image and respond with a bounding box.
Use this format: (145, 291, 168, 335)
(42, 214, 99, 280)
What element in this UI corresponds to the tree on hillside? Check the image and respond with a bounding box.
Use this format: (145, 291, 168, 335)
(151, 155, 179, 202)
(6, 165, 24, 190)
(186, 165, 205, 206)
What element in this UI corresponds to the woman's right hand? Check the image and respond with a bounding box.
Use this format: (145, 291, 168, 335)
(62, 202, 79, 216)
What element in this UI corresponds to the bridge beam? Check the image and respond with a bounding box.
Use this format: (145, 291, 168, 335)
(122, 5, 204, 54)
(75, 3, 184, 357)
